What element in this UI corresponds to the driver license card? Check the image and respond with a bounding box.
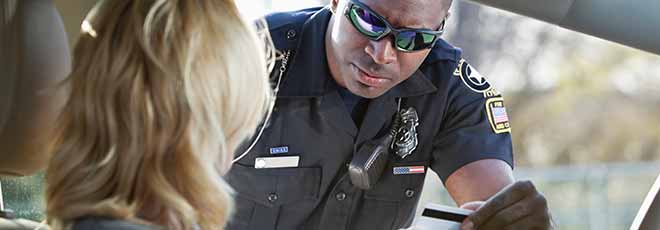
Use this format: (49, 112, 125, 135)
(412, 203, 472, 230)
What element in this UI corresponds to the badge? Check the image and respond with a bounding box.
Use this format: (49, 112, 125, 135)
(393, 166, 425, 175)
(485, 97, 511, 134)
(391, 107, 419, 159)
(254, 156, 300, 169)
(454, 59, 492, 93)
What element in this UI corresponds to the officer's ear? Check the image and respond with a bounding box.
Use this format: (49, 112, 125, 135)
(330, 0, 339, 14)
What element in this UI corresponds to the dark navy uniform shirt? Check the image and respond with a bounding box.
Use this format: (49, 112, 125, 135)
(226, 6, 513, 230)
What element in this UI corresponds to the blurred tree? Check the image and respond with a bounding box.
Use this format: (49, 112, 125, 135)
(445, 1, 660, 167)
(0, 174, 45, 221)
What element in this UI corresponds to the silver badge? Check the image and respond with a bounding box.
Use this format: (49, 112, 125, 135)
(391, 107, 419, 159)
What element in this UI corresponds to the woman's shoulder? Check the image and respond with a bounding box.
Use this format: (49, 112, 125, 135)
(73, 217, 161, 230)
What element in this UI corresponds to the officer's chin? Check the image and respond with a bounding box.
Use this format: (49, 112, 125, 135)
(349, 81, 388, 99)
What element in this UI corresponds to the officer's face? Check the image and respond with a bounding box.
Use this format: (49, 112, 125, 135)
(327, 0, 450, 98)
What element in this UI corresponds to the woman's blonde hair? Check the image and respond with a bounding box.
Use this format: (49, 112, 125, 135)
(45, 0, 274, 229)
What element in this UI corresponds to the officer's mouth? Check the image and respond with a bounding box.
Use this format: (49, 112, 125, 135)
(351, 64, 391, 88)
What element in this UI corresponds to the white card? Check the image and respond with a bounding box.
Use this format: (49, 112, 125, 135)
(413, 203, 473, 230)
(254, 156, 300, 169)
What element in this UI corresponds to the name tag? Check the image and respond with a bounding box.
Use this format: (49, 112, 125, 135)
(269, 146, 289, 155)
(255, 156, 300, 169)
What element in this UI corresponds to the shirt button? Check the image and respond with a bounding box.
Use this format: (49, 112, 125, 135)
(335, 192, 347, 201)
(267, 193, 279, 203)
(286, 29, 297, 40)
(405, 189, 415, 198)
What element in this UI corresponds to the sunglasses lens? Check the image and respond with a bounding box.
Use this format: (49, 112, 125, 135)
(396, 31, 437, 51)
(346, 2, 443, 52)
(349, 5, 387, 38)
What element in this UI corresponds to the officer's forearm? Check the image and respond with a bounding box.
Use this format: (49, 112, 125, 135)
(444, 159, 515, 206)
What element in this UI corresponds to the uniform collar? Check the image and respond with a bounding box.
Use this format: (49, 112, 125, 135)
(386, 70, 437, 98)
(277, 7, 333, 98)
(278, 7, 438, 99)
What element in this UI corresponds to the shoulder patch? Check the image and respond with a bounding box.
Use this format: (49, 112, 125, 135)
(453, 59, 492, 93)
(485, 97, 511, 134)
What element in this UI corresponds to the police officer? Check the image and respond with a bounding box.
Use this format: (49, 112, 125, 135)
(226, 0, 552, 229)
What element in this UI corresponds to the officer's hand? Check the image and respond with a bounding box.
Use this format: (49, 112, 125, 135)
(460, 180, 554, 230)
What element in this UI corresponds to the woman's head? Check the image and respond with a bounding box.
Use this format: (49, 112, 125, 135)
(46, 0, 273, 229)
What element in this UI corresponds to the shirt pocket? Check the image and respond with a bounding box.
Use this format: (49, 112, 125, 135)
(225, 164, 322, 230)
(352, 161, 428, 230)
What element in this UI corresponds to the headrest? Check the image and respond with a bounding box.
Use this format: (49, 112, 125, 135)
(0, 0, 70, 178)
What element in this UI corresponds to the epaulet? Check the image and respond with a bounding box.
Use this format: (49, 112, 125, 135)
(264, 7, 323, 51)
(423, 38, 463, 64)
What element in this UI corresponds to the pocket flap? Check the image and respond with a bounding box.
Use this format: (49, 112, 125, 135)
(226, 164, 322, 207)
(363, 161, 427, 202)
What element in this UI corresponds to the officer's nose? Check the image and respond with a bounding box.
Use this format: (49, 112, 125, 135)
(365, 38, 397, 65)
